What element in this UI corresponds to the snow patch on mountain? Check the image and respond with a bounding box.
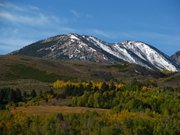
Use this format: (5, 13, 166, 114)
(68, 33, 80, 41)
(119, 41, 177, 71)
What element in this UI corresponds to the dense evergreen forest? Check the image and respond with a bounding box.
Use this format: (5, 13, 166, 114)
(0, 80, 179, 135)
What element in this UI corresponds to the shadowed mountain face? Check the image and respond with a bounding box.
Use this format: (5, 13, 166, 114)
(171, 51, 180, 67)
(12, 33, 179, 72)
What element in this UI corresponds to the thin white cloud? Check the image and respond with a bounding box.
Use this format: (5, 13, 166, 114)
(0, 2, 69, 26)
(0, 2, 25, 12)
(70, 9, 93, 19)
(71, 10, 80, 18)
(92, 29, 116, 38)
(0, 11, 51, 25)
(29, 6, 40, 11)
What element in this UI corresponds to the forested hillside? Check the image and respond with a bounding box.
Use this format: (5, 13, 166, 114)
(0, 80, 179, 134)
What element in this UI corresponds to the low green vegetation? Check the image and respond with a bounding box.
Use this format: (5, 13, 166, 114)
(6, 64, 61, 82)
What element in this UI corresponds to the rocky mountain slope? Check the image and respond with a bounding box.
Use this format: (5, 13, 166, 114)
(12, 33, 179, 72)
(171, 51, 180, 67)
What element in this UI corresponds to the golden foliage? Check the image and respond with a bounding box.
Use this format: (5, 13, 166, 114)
(53, 80, 124, 90)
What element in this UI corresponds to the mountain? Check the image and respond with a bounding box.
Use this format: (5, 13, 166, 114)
(171, 51, 180, 66)
(12, 33, 179, 72)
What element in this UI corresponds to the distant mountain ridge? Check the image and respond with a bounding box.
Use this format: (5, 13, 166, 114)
(12, 33, 179, 72)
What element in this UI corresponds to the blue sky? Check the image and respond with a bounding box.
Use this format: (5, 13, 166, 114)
(0, 0, 179, 55)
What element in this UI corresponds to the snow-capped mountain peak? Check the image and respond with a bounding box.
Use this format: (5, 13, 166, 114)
(12, 33, 179, 72)
(118, 41, 177, 71)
